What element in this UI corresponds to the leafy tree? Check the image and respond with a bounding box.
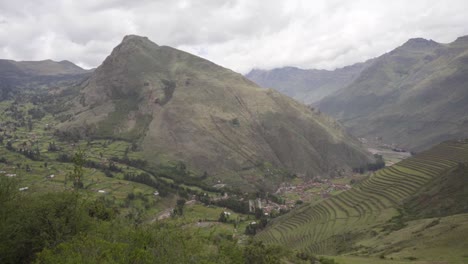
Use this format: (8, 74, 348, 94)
(35, 222, 240, 264)
(6, 141, 14, 151)
(218, 211, 229, 223)
(0, 190, 90, 264)
(255, 208, 264, 219)
(243, 240, 286, 264)
(0, 177, 19, 206)
(86, 197, 118, 221)
(245, 222, 257, 235)
(69, 149, 86, 189)
(173, 199, 186, 216)
(47, 142, 59, 152)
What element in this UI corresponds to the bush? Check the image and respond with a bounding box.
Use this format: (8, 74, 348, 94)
(0, 190, 91, 263)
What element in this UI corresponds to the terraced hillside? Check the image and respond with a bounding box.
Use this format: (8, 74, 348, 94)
(256, 140, 468, 256)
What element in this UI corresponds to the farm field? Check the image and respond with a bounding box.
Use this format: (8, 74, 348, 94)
(0, 99, 253, 232)
(256, 139, 468, 263)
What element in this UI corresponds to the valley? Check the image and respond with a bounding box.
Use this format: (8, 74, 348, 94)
(1, 28, 467, 263)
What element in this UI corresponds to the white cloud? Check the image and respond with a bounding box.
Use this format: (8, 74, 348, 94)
(0, 0, 467, 73)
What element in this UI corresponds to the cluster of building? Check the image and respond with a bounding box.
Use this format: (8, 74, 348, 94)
(276, 178, 352, 203)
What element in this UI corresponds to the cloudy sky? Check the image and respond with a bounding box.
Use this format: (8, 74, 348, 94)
(1, 0, 468, 73)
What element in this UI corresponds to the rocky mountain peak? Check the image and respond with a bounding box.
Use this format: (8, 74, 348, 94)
(400, 37, 440, 50)
(452, 35, 468, 45)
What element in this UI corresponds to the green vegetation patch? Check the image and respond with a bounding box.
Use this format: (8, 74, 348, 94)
(94, 97, 152, 141)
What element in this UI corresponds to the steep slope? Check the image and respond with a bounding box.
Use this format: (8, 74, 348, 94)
(256, 140, 468, 261)
(60, 35, 371, 190)
(402, 158, 468, 219)
(0, 59, 91, 100)
(246, 63, 368, 104)
(317, 36, 468, 151)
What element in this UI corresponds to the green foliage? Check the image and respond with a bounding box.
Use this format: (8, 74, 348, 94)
(218, 211, 229, 223)
(211, 197, 250, 214)
(353, 154, 385, 173)
(6, 140, 15, 151)
(0, 186, 91, 264)
(28, 107, 45, 120)
(47, 141, 59, 152)
(318, 256, 339, 264)
(159, 79, 176, 105)
(383, 208, 407, 232)
(0, 176, 19, 205)
(35, 222, 248, 264)
(93, 98, 152, 141)
(86, 197, 118, 221)
(172, 199, 186, 217)
(245, 223, 257, 235)
(243, 240, 286, 264)
(69, 149, 86, 189)
(0, 183, 300, 264)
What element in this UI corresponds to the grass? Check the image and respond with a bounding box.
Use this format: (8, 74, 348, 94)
(358, 214, 468, 264)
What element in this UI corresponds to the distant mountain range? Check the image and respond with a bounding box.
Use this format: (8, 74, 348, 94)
(246, 62, 369, 104)
(53, 35, 371, 190)
(248, 36, 468, 151)
(0, 59, 91, 100)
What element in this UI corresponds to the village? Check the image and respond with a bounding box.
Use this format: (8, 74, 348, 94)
(258, 176, 353, 214)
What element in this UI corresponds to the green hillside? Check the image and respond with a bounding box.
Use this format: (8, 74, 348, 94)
(256, 140, 468, 262)
(58, 35, 371, 191)
(317, 36, 468, 151)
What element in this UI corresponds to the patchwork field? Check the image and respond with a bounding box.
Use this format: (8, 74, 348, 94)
(256, 140, 468, 262)
(0, 99, 242, 220)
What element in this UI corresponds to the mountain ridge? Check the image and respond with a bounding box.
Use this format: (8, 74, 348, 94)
(317, 35, 468, 151)
(246, 61, 370, 104)
(246, 35, 468, 151)
(0, 58, 91, 100)
(58, 35, 372, 190)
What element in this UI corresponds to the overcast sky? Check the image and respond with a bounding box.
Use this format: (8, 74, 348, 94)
(1, 0, 468, 73)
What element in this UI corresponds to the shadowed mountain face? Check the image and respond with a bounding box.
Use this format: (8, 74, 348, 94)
(0, 59, 91, 100)
(60, 35, 371, 189)
(246, 63, 369, 104)
(317, 36, 468, 151)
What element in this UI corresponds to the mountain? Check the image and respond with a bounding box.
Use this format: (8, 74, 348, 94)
(0, 59, 87, 76)
(256, 139, 468, 261)
(0, 59, 91, 100)
(245, 63, 369, 104)
(317, 36, 468, 151)
(58, 35, 371, 190)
